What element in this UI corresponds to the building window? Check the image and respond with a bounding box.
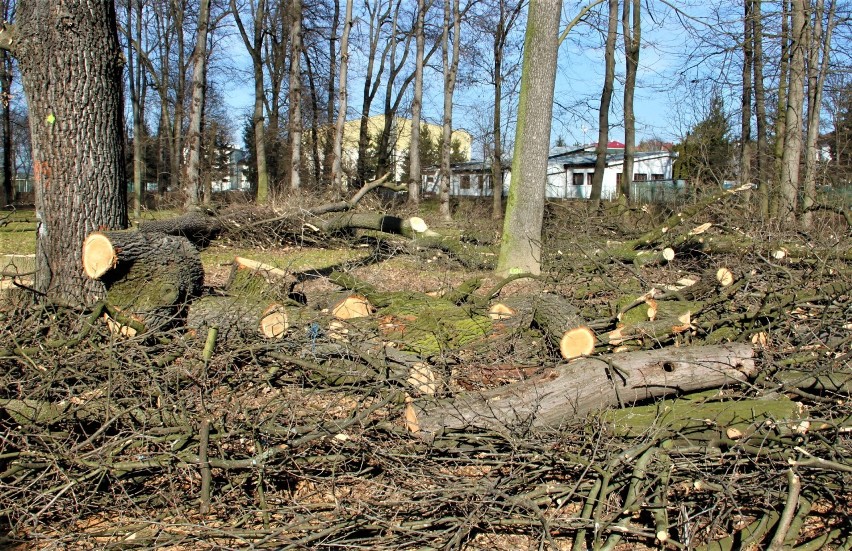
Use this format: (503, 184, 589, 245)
(633, 173, 648, 182)
(460, 175, 471, 189)
(652, 173, 665, 180)
(573, 172, 585, 186)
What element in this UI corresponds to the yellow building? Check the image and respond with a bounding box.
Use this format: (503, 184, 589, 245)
(340, 115, 472, 183)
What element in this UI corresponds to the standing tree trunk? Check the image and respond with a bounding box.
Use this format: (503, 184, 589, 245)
(127, 0, 146, 217)
(752, 0, 769, 217)
(495, 0, 561, 277)
(0, 0, 128, 305)
(408, 0, 427, 207)
(620, 0, 640, 199)
(288, 0, 303, 191)
(185, 0, 211, 207)
(330, 0, 353, 193)
(232, 0, 270, 203)
(801, 0, 835, 229)
(0, 0, 13, 208)
(439, 0, 462, 222)
(772, 0, 791, 218)
(740, 0, 753, 190)
(322, 0, 340, 187)
(779, 0, 807, 226)
(590, 0, 618, 204)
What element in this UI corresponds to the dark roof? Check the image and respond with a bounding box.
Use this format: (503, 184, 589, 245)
(549, 150, 676, 168)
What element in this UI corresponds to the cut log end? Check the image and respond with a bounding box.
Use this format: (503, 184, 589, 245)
(82, 233, 117, 279)
(259, 306, 288, 339)
(662, 247, 675, 262)
(716, 267, 734, 287)
(560, 326, 596, 360)
(488, 303, 517, 320)
(409, 216, 429, 234)
(331, 295, 373, 319)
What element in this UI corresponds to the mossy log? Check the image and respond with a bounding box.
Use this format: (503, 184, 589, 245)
(186, 295, 300, 341)
(408, 343, 756, 437)
(82, 230, 204, 331)
(329, 271, 491, 356)
(602, 393, 806, 438)
(226, 256, 296, 301)
(316, 212, 430, 238)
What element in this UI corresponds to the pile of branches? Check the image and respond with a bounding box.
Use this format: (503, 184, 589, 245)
(1, 188, 852, 548)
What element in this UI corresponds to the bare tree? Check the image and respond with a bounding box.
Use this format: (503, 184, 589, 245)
(0, 0, 13, 207)
(289, 0, 303, 190)
(621, 0, 640, 199)
(185, 0, 212, 207)
(740, 0, 753, 190)
(330, 0, 354, 191)
(779, 0, 807, 224)
(438, 0, 464, 221)
(407, 0, 428, 206)
(232, 0, 270, 202)
(801, 0, 836, 229)
(752, 0, 770, 216)
(590, 0, 618, 204)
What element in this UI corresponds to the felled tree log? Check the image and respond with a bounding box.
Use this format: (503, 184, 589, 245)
(136, 208, 223, 246)
(408, 343, 756, 437)
(186, 295, 296, 341)
(82, 230, 204, 331)
(329, 271, 491, 356)
(315, 212, 431, 238)
(187, 257, 305, 341)
(488, 294, 595, 359)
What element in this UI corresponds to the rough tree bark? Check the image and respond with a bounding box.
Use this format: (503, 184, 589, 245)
(288, 0, 302, 191)
(0, 0, 128, 305)
(330, 0, 353, 194)
(0, 0, 12, 208)
(779, 0, 807, 226)
(495, 0, 561, 277)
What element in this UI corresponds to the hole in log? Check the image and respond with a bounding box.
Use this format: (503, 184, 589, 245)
(662, 361, 675, 372)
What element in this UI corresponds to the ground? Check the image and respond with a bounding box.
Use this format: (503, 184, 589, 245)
(1, 195, 850, 549)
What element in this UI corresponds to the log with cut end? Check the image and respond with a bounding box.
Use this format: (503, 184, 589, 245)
(82, 230, 204, 327)
(331, 295, 373, 319)
(408, 343, 756, 437)
(186, 295, 295, 341)
(227, 256, 296, 301)
(489, 294, 592, 359)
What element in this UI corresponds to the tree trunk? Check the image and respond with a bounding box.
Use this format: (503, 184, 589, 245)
(322, 0, 339, 187)
(0, 8, 12, 208)
(740, 0, 753, 190)
(801, 0, 835, 230)
(185, 0, 212, 207)
(438, 0, 461, 222)
(590, 0, 618, 204)
(495, 0, 562, 277)
(620, 0, 640, 199)
(232, 0, 270, 203)
(409, 344, 756, 436)
(772, 0, 790, 218)
(752, 0, 769, 216)
(408, 0, 427, 207)
(127, 0, 146, 218)
(288, 0, 303, 191)
(330, 0, 353, 194)
(0, 0, 128, 306)
(779, 0, 807, 226)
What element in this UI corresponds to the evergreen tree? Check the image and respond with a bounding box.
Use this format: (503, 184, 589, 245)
(673, 94, 734, 189)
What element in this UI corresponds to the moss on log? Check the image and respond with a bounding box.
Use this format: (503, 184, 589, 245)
(602, 393, 805, 437)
